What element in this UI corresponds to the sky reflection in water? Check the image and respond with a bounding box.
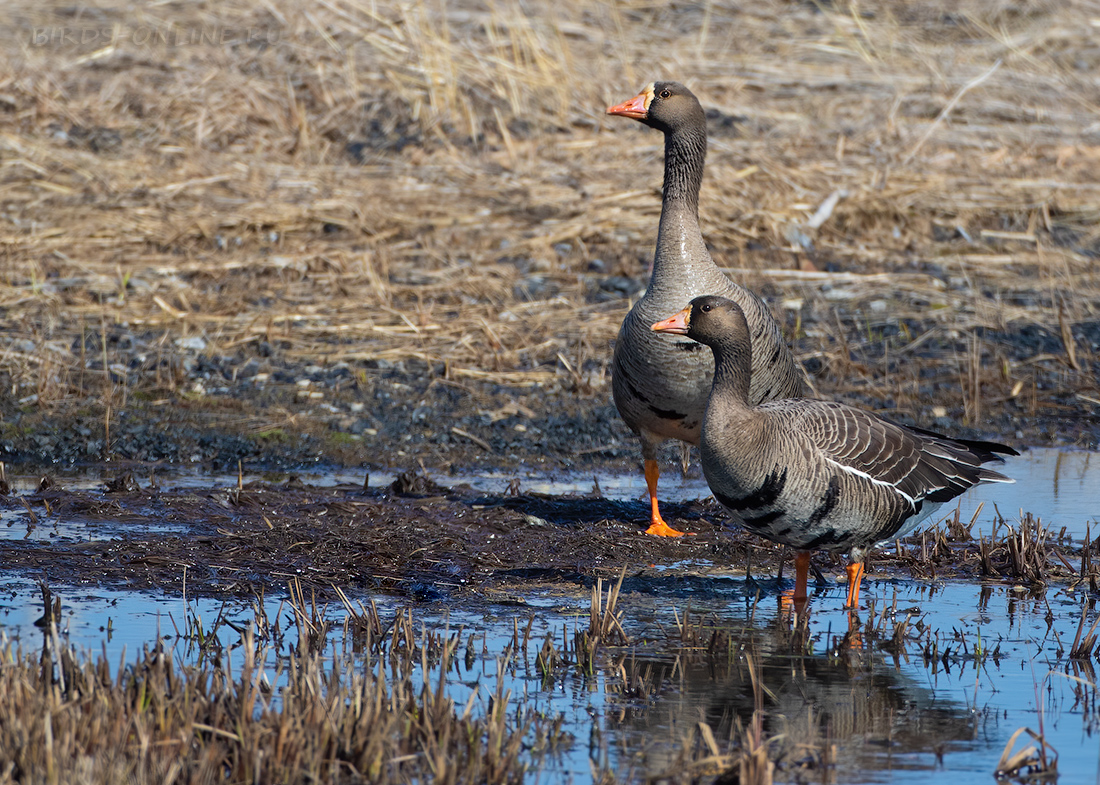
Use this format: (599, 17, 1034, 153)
(1, 570, 1097, 784)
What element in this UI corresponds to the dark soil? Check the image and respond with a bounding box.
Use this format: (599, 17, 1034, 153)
(0, 302, 1097, 476)
(0, 469, 1088, 605)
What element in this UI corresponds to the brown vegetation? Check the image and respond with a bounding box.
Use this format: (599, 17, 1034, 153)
(0, 0, 1098, 467)
(1, 582, 564, 785)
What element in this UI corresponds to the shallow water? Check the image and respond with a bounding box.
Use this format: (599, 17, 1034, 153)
(954, 448, 1099, 542)
(3, 566, 1098, 782)
(1, 450, 1098, 782)
(0, 508, 186, 542)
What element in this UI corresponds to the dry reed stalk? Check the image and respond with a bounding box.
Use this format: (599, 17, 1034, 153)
(1068, 602, 1100, 661)
(995, 726, 1058, 782)
(588, 566, 628, 644)
(0, 0, 1096, 454)
(0, 585, 561, 784)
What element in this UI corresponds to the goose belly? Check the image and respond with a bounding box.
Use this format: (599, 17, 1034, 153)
(701, 449, 922, 554)
(612, 308, 712, 444)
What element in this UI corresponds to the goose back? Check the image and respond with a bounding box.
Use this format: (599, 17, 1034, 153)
(701, 397, 1013, 555)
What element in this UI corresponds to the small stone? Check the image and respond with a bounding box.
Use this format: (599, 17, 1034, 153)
(176, 336, 207, 351)
(599, 276, 643, 297)
(238, 359, 262, 378)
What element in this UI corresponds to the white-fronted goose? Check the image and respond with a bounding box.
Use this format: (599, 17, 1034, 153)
(607, 81, 805, 538)
(652, 295, 1018, 608)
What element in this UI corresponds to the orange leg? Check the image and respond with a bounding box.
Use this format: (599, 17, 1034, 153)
(845, 561, 865, 610)
(642, 459, 685, 537)
(794, 551, 810, 602)
(780, 551, 811, 615)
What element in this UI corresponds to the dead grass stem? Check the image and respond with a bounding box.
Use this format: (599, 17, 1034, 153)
(0, 0, 1096, 438)
(0, 582, 559, 785)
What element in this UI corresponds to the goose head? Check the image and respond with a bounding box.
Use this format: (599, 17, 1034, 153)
(652, 296, 754, 403)
(606, 81, 705, 134)
(650, 295, 749, 348)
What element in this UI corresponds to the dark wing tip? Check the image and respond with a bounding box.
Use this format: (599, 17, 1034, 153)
(954, 438, 1020, 461)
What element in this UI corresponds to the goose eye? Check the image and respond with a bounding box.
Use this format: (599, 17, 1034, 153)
(659, 89, 671, 99)
(699, 303, 712, 313)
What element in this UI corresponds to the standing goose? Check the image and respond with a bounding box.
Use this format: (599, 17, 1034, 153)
(608, 81, 805, 537)
(652, 295, 1017, 608)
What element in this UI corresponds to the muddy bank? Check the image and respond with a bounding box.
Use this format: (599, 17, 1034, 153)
(1, 470, 1090, 604)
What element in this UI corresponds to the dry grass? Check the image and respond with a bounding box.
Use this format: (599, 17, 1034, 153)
(5, 570, 1098, 783)
(0, 0, 1098, 450)
(1, 581, 560, 785)
(995, 726, 1059, 783)
(883, 504, 1083, 586)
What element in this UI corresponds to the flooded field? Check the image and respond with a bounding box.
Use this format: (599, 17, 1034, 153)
(2, 564, 1098, 782)
(1, 450, 1097, 783)
(3, 0, 1100, 780)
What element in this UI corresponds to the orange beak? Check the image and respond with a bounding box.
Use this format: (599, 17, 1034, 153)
(651, 307, 691, 335)
(606, 91, 649, 120)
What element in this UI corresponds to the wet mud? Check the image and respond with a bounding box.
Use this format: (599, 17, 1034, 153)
(1, 292, 1096, 605)
(1, 468, 1091, 604)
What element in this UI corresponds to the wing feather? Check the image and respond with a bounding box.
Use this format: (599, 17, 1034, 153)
(761, 399, 1014, 509)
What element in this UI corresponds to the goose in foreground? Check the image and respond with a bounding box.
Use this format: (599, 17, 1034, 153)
(652, 295, 1018, 608)
(607, 81, 805, 538)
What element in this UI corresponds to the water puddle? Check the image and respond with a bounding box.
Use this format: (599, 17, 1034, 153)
(0, 508, 186, 542)
(0, 447, 1096, 782)
(2, 573, 1098, 782)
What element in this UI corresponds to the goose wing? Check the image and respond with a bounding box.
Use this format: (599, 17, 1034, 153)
(771, 400, 1013, 509)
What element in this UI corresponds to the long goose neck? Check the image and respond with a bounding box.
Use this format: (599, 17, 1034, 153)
(710, 340, 753, 407)
(651, 119, 710, 287)
(662, 122, 706, 216)
(702, 335, 760, 458)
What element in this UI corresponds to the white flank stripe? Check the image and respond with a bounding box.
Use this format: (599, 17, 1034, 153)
(822, 456, 917, 505)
